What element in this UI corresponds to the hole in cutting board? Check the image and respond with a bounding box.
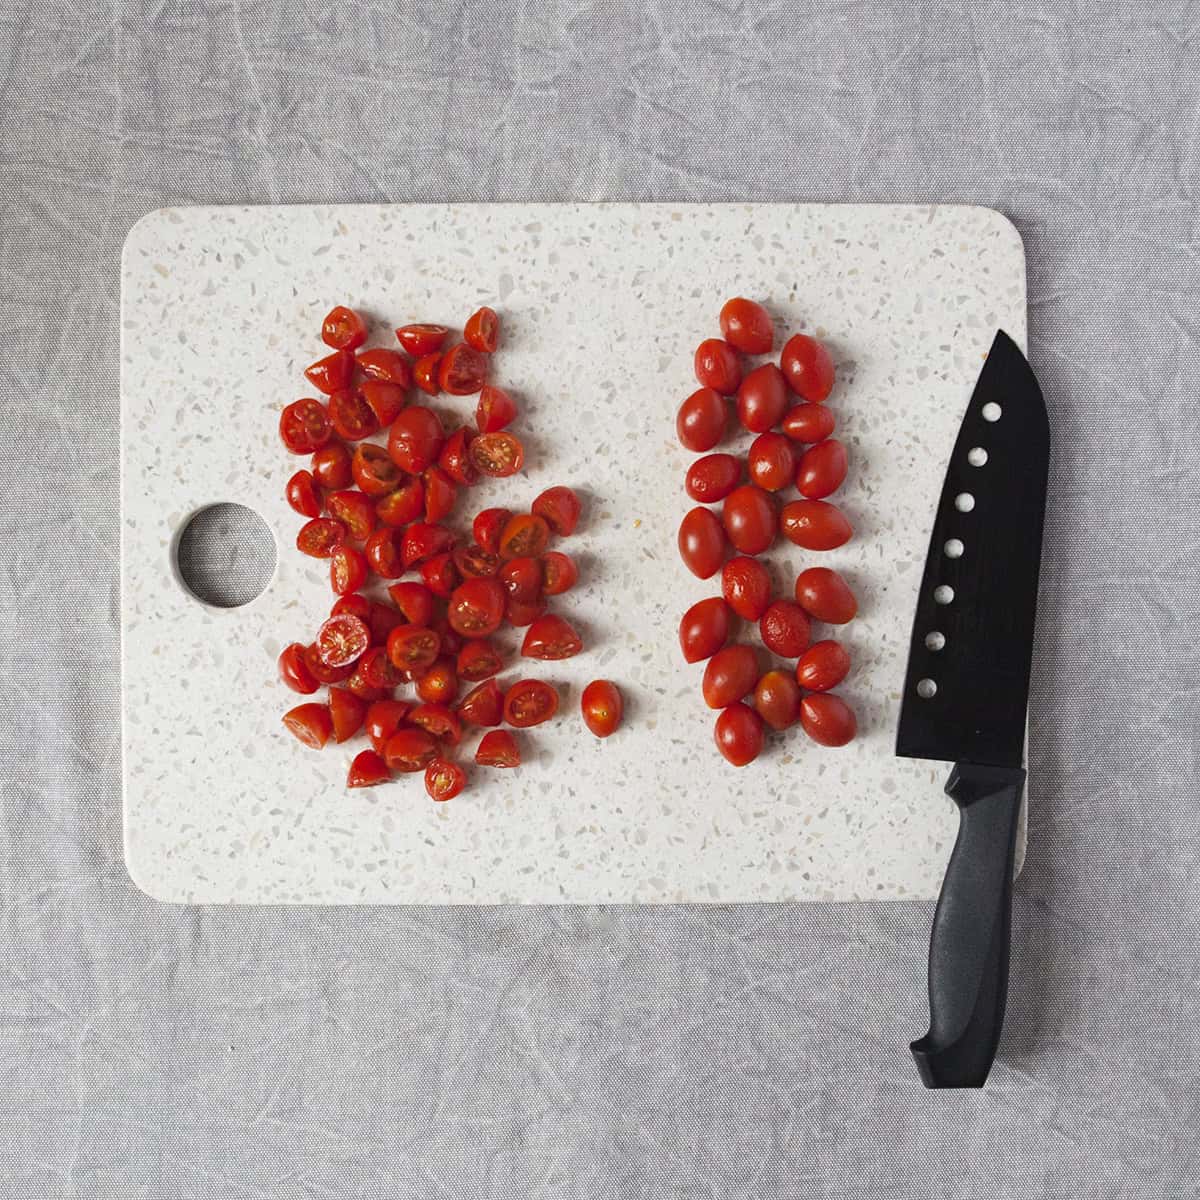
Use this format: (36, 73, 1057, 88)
(174, 504, 276, 608)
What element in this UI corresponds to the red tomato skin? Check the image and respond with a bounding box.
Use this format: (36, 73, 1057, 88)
(283, 702, 333, 749)
(332, 593, 371, 622)
(329, 686, 367, 743)
(714, 703, 765, 766)
(475, 384, 517, 433)
(694, 338, 742, 395)
(722, 486, 777, 556)
(304, 349, 354, 395)
(541, 551, 578, 595)
(473, 508, 511, 554)
(781, 334, 836, 402)
(439, 343, 488, 395)
(797, 641, 852, 692)
(413, 353, 442, 395)
(702, 645, 760, 709)
(454, 543, 500, 579)
(448, 578, 506, 636)
(330, 544, 368, 595)
(722, 556, 772, 621)
(581, 680, 623, 737)
(736, 363, 788, 434)
(679, 597, 730, 663)
(419, 551, 460, 598)
(365, 699, 410, 753)
(347, 749, 390, 788)
(499, 513, 550, 560)
(375, 477, 425, 527)
(322, 305, 367, 351)
(800, 694, 857, 746)
(401, 522, 455, 568)
(387, 406, 445, 474)
(360, 379, 407, 427)
(780, 500, 853, 550)
(386, 625, 441, 673)
(425, 758, 467, 801)
(408, 702, 462, 745)
(311, 440, 353, 488)
(676, 388, 727, 452)
(304, 643, 355, 685)
(358, 645, 402, 690)
(438, 427, 480, 486)
(503, 680, 559, 727)
(280, 398, 333, 454)
(754, 670, 802, 731)
(279, 643, 319, 694)
(781, 403, 837, 444)
(327, 490, 376, 542)
(328, 387, 380, 442)
(296, 517, 347, 559)
(464, 306, 499, 353)
(364, 528, 404, 578)
(457, 639, 503, 682)
(456, 677, 504, 726)
(416, 658, 458, 704)
(384, 728, 438, 772)
(286, 470, 322, 518)
(531, 486, 582, 536)
(794, 567, 858, 624)
(759, 600, 812, 658)
(469, 432, 524, 478)
(357, 347, 412, 387)
(422, 466, 457, 522)
(505, 595, 547, 627)
(500, 556, 543, 602)
(387, 582, 434, 626)
(521, 614, 583, 660)
(685, 453, 741, 504)
(475, 729, 521, 766)
(796, 439, 848, 499)
(678, 507, 728, 579)
(747, 433, 796, 492)
(351, 443, 401, 496)
(719, 297, 773, 355)
(396, 324, 449, 357)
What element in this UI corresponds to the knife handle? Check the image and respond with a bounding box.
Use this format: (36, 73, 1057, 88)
(911, 762, 1025, 1089)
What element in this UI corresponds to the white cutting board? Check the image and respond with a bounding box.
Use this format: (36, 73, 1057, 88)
(120, 203, 1026, 905)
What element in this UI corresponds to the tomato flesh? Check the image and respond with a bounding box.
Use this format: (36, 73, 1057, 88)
(473, 507, 511, 554)
(503, 679, 559, 727)
(347, 749, 390, 788)
(401, 522, 455, 568)
(476, 384, 517, 433)
(384, 727, 438, 772)
(329, 387, 379, 441)
(475, 729, 520, 767)
(357, 347, 412, 386)
(464, 306, 499, 353)
(521, 613, 583, 660)
(396, 323, 449, 357)
(280, 398, 332, 454)
(360, 379, 407, 427)
(286, 470, 322, 518)
(439, 343, 488, 395)
(531, 486, 581, 536)
(499, 513, 550, 560)
(279, 642, 319, 694)
(387, 582, 435, 626)
(470, 432, 524, 478)
(541, 551, 578, 595)
(413, 352, 441, 395)
(297, 517, 347, 559)
(351, 444, 401, 496)
(422, 466, 457, 522)
(457, 639, 503, 682)
(419, 551, 460, 598)
(330, 544, 368, 595)
(327, 490, 376, 541)
(457, 677, 504, 725)
(282, 702, 332, 749)
(438, 427, 480, 486)
(581, 680, 622, 737)
(387, 625, 441, 673)
(375, 478, 424, 527)
(322, 305, 367, 351)
(448, 578, 506, 636)
(425, 758, 467, 801)
(316, 613, 370, 667)
(364, 527, 404, 578)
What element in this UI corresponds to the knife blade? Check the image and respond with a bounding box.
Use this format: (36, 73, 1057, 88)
(896, 329, 1049, 1089)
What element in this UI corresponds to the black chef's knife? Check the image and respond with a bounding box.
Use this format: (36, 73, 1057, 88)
(896, 330, 1049, 1089)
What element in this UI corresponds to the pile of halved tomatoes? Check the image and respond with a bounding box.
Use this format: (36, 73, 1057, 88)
(277, 306, 622, 801)
(677, 298, 859, 766)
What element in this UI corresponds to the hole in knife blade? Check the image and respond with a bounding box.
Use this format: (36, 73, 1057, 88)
(934, 585, 954, 605)
(954, 493, 975, 512)
(925, 631, 946, 651)
(982, 402, 1002, 422)
(967, 446, 988, 466)
(917, 678, 937, 699)
(943, 538, 964, 559)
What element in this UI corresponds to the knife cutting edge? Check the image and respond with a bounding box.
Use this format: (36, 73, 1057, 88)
(896, 329, 1049, 1089)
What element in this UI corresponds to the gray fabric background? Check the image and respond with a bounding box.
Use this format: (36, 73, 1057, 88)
(2, 1, 1197, 1195)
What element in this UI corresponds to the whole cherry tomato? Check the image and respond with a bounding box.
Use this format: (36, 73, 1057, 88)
(475, 729, 520, 766)
(499, 513, 550, 560)
(351, 443, 401, 496)
(282, 702, 332, 749)
(413, 353, 441, 395)
(347, 749, 390, 788)
(781, 333, 835, 402)
(330, 544, 368, 595)
(464, 306, 499, 353)
(357, 347, 412, 387)
(500, 556, 543, 602)
(457, 639, 503, 682)
(799, 694, 856, 746)
(304, 349, 354, 395)
(685, 453, 741, 504)
(387, 581, 434, 626)
(388, 406, 445, 474)
(694, 338, 742, 394)
(280, 398, 332, 454)
(722, 556, 772, 621)
(702, 644, 759, 709)
(736, 363, 788, 433)
(454, 543, 500, 578)
(425, 758, 467, 801)
(409, 702, 462, 745)
(384, 728, 438, 772)
(473, 507, 511, 554)
(781, 403, 836, 444)
(522, 614, 583, 660)
(358, 645, 402, 689)
(419, 551, 460, 598)
(541, 551, 578, 595)
(331, 593, 371, 622)
(423, 465, 457, 522)
(316, 613, 370, 667)
(714, 703, 764, 766)
(396, 323, 449, 357)
(297, 517, 347, 559)
(476, 384, 517, 433)
(678, 506, 727, 579)
(797, 640, 851, 692)
(469, 432, 524, 477)
(531, 486, 581, 536)
(416, 657, 458, 704)
(439, 343, 488, 395)
(718, 297, 773, 354)
(286, 470, 321, 517)
(505, 595, 547, 627)
(329, 686, 366, 742)
(796, 438, 847, 499)
(279, 643, 319, 694)
(759, 600, 811, 658)
(581, 680, 623, 737)
(364, 528, 404, 578)
(387, 625, 441, 673)
(457, 677, 504, 725)
(438, 427, 480, 486)
(401, 521, 454, 568)
(676, 388, 727, 452)
(503, 679, 559, 727)
(311, 440, 352, 488)
(448, 578, 505, 636)
(304, 643, 354, 685)
(722, 486, 776, 556)
(360, 379, 406, 427)
(748, 432, 795, 492)
(679, 597, 730, 663)
(365, 698, 410, 753)
(794, 567, 857, 624)
(753, 670, 801, 731)
(327, 490, 376, 541)
(780, 500, 852, 550)
(322, 305, 367, 350)
(376, 477, 424, 526)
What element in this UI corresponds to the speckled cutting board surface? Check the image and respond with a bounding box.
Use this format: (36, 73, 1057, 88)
(120, 202, 1025, 905)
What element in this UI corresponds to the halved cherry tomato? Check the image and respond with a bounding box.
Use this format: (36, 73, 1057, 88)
(358, 645, 402, 689)
(685, 454, 741, 504)
(794, 567, 857, 624)
(347, 749, 390, 788)
(702, 645, 759, 709)
(328, 387, 379, 441)
(322, 305, 367, 351)
(476, 729, 520, 766)
(423, 466, 457, 521)
(736, 363, 788, 433)
(439, 343, 488, 395)
(279, 642, 319, 694)
(311, 440, 352, 488)
(541, 551, 578, 595)
(722, 486, 776, 556)
(332, 593, 371, 622)
(387, 582, 434, 626)
(438, 427, 480, 485)
(457, 677, 504, 726)
(419, 551, 460, 598)
(800, 694, 856, 746)
(781, 403, 836, 444)
(694, 338, 742, 394)
(365, 698, 410, 753)
(499, 513, 550, 560)
(796, 438, 848, 499)
(364, 527, 404, 578)
(753, 670, 801, 731)
(357, 347, 412, 387)
(476, 384, 517, 433)
(780, 500, 852, 550)
(330, 544, 368, 595)
(387, 625, 441, 673)
(781, 333, 835, 402)
(473, 507, 510, 554)
(329, 686, 366, 742)
(327, 490, 376, 541)
(401, 522, 454, 568)
(678, 506, 727, 579)
(470, 432, 524, 478)
(283, 702, 332, 749)
(718, 297, 773, 355)
(464, 306, 499, 353)
(748, 432, 795, 492)
(416, 657, 458, 704)
(714, 703, 764, 766)
(359, 379, 406, 427)
(286, 470, 321, 517)
(304, 349, 354, 395)
(351, 443, 401, 496)
(522, 613, 582, 660)
(676, 387, 726, 452)
(297, 517, 347, 559)
(505, 595, 547, 627)
(316, 613, 370, 667)
(387, 406, 444, 473)
(797, 641, 851, 692)
(581, 680, 622, 737)
(425, 758, 466, 801)
(368, 602, 403, 646)
(345, 664, 387, 701)
(500, 556, 543, 602)
(280, 398, 332, 454)
(431, 615, 463, 657)
(531, 486, 581, 536)
(453, 543, 500, 579)
(759, 600, 811, 658)
(457, 640, 501, 683)
(448, 578, 505, 636)
(376, 477, 425, 526)
(679, 597, 730, 663)
(304, 643, 354, 684)
(409, 703, 462, 745)
(384, 727, 438, 772)
(722, 556, 772, 621)
(504, 679, 559, 727)
(396, 323, 449, 357)
(413, 352, 441, 395)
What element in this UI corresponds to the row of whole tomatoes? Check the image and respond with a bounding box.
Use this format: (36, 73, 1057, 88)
(677, 298, 859, 766)
(277, 306, 622, 801)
